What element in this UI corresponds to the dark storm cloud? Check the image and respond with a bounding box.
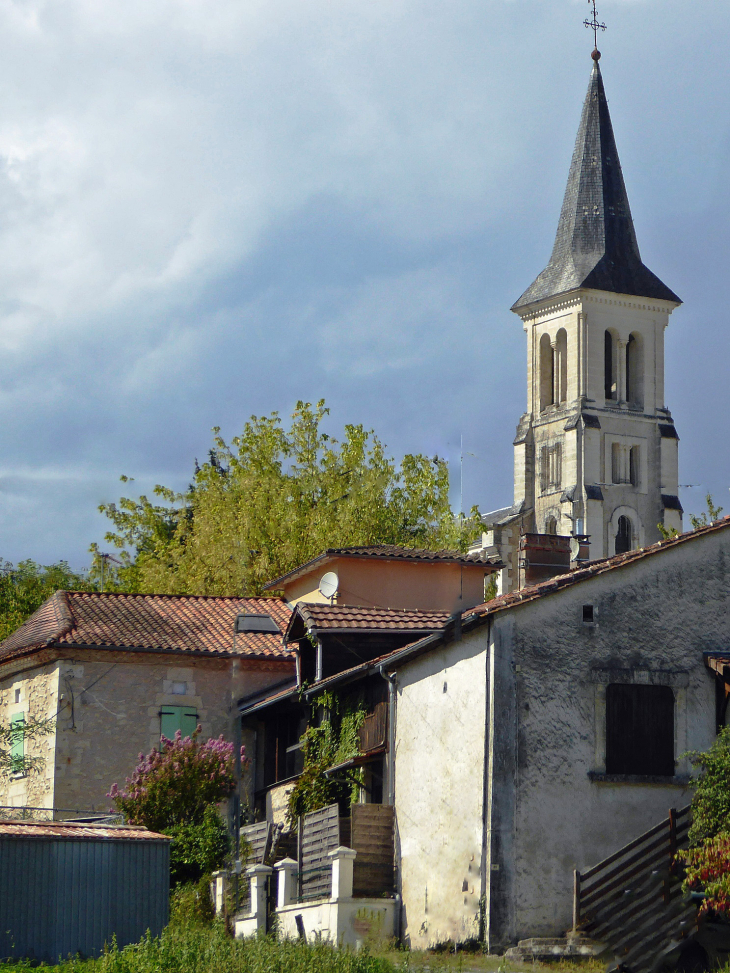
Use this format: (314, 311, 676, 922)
(0, 0, 727, 566)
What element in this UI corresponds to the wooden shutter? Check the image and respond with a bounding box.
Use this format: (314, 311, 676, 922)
(160, 706, 198, 741)
(606, 684, 675, 776)
(10, 714, 24, 773)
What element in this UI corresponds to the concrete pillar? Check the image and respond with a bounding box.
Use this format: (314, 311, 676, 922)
(211, 870, 228, 916)
(246, 864, 272, 926)
(274, 857, 299, 909)
(328, 846, 357, 900)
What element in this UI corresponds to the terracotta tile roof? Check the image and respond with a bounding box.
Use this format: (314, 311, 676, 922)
(296, 518, 730, 695)
(0, 820, 169, 841)
(0, 591, 294, 664)
(264, 544, 500, 590)
(296, 603, 452, 633)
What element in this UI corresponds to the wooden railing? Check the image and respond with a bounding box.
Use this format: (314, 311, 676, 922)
(574, 806, 695, 973)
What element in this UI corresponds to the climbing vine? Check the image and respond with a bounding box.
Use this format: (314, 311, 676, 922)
(286, 691, 366, 826)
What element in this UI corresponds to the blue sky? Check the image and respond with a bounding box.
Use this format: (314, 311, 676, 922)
(0, 0, 728, 569)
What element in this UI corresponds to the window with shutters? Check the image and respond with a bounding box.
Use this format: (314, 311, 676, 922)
(10, 713, 25, 774)
(160, 705, 198, 742)
(605, 684, 675, 776)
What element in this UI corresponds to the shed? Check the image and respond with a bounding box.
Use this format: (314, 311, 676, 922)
(0, 820, 170, 963)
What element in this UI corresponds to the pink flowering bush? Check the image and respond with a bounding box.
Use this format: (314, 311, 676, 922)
(109, 727, 243, 832)
(108, 727, 245, 885)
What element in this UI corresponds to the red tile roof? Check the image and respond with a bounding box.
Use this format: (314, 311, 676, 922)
(0, 820, 169, 841)
(264, 544, 500, 589)
(295, 518, 730, 695)
(0, 591, 294, 664)
(296, 603, 452, 633)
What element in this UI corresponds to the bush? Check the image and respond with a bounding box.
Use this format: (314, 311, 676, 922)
(108, 728, 241, 832)
(169, 876, 216, 926)
(167, 805, 230, 887)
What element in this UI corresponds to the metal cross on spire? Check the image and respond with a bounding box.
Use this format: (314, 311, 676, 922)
(584, 0, 606, 59)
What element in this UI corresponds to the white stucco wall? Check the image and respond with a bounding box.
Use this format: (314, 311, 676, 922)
(394, 636, 489, 949)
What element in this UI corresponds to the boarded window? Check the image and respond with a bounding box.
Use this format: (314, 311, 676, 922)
(606, 684, 675, 776)
(160, 706, 198, 741)
(10, 714, 25, 773)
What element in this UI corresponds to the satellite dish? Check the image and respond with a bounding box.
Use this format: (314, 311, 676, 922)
(319, 571, 339, 600)
(570, 537, 581, 560)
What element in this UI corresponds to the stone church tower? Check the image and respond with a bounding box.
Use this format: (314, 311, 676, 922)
(509, 53, 683, 561)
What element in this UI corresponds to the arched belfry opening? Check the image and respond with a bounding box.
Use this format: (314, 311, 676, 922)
(626, 333, 644, 409)
(605, 330, 618, 402)
(539, 333, 554, 412)
(615, 515, 634, 555)
(555, 328, 568, 404)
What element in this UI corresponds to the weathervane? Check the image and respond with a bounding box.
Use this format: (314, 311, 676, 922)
(584, 0, 606, 60)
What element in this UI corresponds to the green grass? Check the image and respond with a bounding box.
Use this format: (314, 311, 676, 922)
(0, 918, 607, 973)
(0, 920, 395, 973)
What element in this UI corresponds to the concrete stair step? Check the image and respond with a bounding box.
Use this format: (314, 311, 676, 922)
(505, 936, 604, 962)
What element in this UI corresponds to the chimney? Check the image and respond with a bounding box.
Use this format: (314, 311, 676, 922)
(519, 533, 572, 588)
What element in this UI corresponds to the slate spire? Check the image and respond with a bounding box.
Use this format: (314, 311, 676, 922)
(513, 57, 680, 310)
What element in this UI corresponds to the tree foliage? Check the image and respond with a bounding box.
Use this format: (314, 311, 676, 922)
(0, 560, 92, 642)
(98, 400, 478, 596)
(679, 727, 730, 917)
(108, 728, 242, 885)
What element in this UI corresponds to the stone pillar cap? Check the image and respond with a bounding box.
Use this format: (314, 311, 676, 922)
(246, 863, 273, 876)
(327, 846, 357, 860)
(274, 857, 298, 869)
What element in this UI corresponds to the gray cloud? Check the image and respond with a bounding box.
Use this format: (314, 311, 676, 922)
(0, 0, 728, 567)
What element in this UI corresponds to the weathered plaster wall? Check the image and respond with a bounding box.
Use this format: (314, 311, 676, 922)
(0, 661, 60, 810)
(500, 532, 723, 944)
(394, 635, 488, 949)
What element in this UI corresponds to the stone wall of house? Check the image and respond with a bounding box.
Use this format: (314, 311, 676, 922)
(0, 660, 60, 811)
(393, 636, 489, 950)
(0, 651, 293, 815)
(491, 530, 723, 946)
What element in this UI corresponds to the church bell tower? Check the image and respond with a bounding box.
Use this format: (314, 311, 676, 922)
(511, 51, 682, 560)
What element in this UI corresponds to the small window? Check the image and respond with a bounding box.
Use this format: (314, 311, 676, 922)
(10, 714, 25, 774)
(606, 684, 675, 776)
(582, 605, 594, 623)
(160, 706, 198, 742)
(14, 688, 20, 704)
(545, 516, 558, 535)
(171, 681, 187, 695)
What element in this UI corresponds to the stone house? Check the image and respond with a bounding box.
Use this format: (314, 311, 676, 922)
(258, 518, 730, 951)
(0, 591, 294, 816)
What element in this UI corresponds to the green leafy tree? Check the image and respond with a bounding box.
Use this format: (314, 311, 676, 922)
(108, 728, 240, 885)
(690, 493, 724, 531)
(98, 400, 479, 597)
(0, 560, 92, 642)
(678, 728, 730, 917)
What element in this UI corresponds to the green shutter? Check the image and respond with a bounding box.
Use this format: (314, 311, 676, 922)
(10, 714, 24, 773)
(160, 706, 198, 742)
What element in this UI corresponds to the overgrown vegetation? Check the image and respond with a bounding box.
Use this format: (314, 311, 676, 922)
(108, 729, 240, 886)
(287, 690, 367, 825)
(0, 921, 396, 973)
(96, 400, 481, 597)
(689, 493, 724, 531)
(679, 727, 730, 917)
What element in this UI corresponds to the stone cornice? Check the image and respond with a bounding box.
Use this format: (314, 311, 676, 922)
(515, 287, 678, 325)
